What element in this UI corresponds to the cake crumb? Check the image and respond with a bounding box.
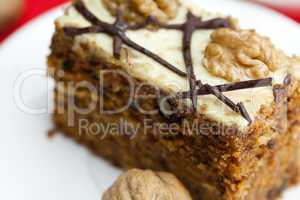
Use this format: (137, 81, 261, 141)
(47, 128, 58, 139)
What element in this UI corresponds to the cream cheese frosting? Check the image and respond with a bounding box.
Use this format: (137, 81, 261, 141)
(56, 0, 289, 130)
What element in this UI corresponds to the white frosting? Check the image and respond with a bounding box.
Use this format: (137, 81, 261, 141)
(56, 0, 288, 130)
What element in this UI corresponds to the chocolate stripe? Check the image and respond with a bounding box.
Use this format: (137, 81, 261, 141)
(113, 36, 122, 59)
(64, 26, 105, 37)
(196, 18, 230, 29)
(237, 102, 252, 124)
(118, 33, 187, 76)
(182, 12, 200, 111)
(74, 0, 106, 26)
(181, 78, 273, 98)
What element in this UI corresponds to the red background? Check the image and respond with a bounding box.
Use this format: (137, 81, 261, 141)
(0, 0, 299, 43)
(0, 0, 68, 42)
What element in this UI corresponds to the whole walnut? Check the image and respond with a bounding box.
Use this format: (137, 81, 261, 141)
(102, 0, 179, 23)
(101, 169, 192, 200)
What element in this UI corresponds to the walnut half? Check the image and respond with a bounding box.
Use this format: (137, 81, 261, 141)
(204, 28, 289, 82)
(102, 0, 179, 23)
(101, 169, 192, 200)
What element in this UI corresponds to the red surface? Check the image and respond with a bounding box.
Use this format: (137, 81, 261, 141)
(0, 0, 68, 42)
(0, 0, 299, 43)
(265, 5, 300, 23)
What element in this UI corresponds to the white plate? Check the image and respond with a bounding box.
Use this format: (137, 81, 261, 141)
(0, 0, 300, 199)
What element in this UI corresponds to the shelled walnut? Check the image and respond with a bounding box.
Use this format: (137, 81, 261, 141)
(101, 169, 192, 200)
(204, 28, 289, 82)
(102, 0, 179, 23)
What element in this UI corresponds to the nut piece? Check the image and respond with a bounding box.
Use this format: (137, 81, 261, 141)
(204, 28, 289, 82)
(102, 0, 179, 23)
(101, 169, 192, 200)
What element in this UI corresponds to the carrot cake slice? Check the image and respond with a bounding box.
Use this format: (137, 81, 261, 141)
(48, 0, 300, 199)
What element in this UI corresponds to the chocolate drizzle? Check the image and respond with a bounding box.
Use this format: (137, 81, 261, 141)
(182, 78, 272, 123)
(204, 84, 252, 123)
(64, 0, 187, 77)
(181, 78, 273, 98)
(125, 12, 229, 111)
(283, 74, 292, 86)
(63, 0, 273, 124)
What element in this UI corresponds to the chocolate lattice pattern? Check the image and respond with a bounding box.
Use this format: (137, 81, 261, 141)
(63, 0, 274, 123)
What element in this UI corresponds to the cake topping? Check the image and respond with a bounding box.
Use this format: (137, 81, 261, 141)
(64, 0, 187, 77)
(64, 0, 274, 124)
(202, 84, 253, 123)
(63, 0, 229, 111)
(125, 11, 230, 111)
(179, 77, 272, 123)
(102, 0, 180, 23)
(204, 29, 288, 82)
(102, 169, 192, 200)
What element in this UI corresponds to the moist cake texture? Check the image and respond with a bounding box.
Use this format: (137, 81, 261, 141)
(48, 0, 300, 199)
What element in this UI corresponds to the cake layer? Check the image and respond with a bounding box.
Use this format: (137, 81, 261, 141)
(48, 45, 300, 199)
(51, 79, 300, 200)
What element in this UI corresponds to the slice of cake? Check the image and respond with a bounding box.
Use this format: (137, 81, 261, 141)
(48, 0, 300, 199)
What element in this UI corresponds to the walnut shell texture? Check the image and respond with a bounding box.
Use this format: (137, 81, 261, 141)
(102, 169, 192, 200)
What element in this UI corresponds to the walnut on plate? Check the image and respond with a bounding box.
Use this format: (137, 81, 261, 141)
(101, 169, 192, 200)
(102, 0, 179, 23)
(204, 28, 289, 82)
